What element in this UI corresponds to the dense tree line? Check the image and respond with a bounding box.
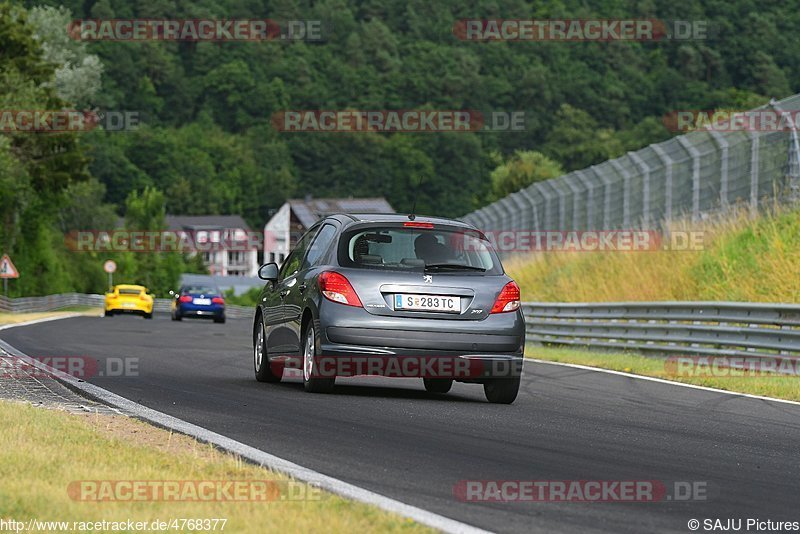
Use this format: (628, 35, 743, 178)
(2, 0, 798, 295)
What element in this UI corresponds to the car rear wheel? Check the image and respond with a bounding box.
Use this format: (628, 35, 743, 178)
(483, 376, 520, 404)
(303, 324, 334, 393)
(254, 322, 281, 383)
(105, 310, 114, 317)
(214, 316, 226, 324)
(423, 378, 453, 394)
(144, 313, 153, 319)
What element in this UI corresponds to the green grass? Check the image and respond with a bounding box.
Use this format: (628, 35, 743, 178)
(0, 402, 430, 533)
(507, 206, 800, 303)
(0, 308, 101, 325)
(527, 346, 800, 402)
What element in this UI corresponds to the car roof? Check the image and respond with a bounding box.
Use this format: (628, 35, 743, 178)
(325, 213, 475, 229)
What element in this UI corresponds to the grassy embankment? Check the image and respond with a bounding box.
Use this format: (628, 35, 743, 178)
(506, 206, 800, 401)
(0, 402, 428, 532)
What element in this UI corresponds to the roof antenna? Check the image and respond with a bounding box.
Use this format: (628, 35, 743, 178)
(408, 175, 425, 220)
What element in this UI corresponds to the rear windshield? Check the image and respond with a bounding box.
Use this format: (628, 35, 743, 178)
(182, 286, 218, 295)
(338, 225, 502, 275)
(117, 288, 142, 295)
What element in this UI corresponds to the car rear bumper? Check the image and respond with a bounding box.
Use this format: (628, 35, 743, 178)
(177, 304, 225, 318)
(106, 301, 152, 314)
(315, 345, 522, 380)
(107, 307, 151, 315)
(326, 326, 520, 352)
(316, 302, 524, 380)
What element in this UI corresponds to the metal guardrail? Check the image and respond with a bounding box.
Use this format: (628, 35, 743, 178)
(523, 301, 800, 360)
(0, 293, 254, 319)
(0, 293, 104, 313)
(4, 295, 799, 357)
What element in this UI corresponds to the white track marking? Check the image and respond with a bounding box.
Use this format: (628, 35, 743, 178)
(525, 356, 800, 407)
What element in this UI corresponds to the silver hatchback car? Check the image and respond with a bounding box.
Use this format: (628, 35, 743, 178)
(252, 213, 525, 404)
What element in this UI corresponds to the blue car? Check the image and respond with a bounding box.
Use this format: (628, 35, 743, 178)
(171, 285, 226, 323)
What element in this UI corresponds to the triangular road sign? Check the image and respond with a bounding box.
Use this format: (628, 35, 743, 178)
(0, 254, 19, 278)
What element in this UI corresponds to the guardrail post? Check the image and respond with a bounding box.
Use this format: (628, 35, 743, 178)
(592, 165, 613, 229)
(707, 130, 730, 209)
(532, 182, 555, 230)
(610, 159, 632, 227)
(496, 197, 516, 233)
(770, 99, 800, 204)
(563, 174, 584, 230)
(575, 170, 596, 229)
(548, 180, 569, 230)
(651, 144, 673, 221)
(508, 192, 528, 231)
(485, 203, 503, 232)
(677, 136, 701, 222)
(749, 130, 760, 218)
(627, 152, 651, 229)
(519, 187, 542, 233)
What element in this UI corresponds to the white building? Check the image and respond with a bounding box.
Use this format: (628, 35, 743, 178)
(165, 215, 259, 277)
(264, 197, 394, 265)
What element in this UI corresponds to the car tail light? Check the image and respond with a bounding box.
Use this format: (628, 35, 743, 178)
(212, 297, 225, 305)
(318, 271, 362, 307)
(403, 221, 434, 228)
(179, 295, 193, 303)
(490, 281, 521, 313)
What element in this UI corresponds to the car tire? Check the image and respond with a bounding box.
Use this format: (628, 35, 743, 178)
(254, 321, 281, 383)
(144, 312, 153, 319)
(423, 378, 453, 394)
(173, 312, 182, 321)
(483, 376, 521, 404)
(302, 322, 334, 393)
(214, 316, 226, 324)
(105, 310, 113, 317)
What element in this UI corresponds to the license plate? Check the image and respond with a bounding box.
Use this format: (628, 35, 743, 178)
(193, 298, 211, 305)
(123, 302, 135, 308)
(394, 294, 460, 313)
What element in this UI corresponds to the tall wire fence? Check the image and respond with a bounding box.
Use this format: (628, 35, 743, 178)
(462, 94, 800, 253)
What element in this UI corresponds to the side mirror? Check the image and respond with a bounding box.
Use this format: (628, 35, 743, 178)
(258, 262, 279, 281)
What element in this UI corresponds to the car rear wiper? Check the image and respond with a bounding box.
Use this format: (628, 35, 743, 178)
(424, 263, 486, 272)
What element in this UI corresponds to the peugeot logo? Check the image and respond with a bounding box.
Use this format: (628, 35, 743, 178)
(423, 275, 433, 284)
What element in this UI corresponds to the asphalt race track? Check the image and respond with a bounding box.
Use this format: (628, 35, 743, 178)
(4, 315, 799, 533)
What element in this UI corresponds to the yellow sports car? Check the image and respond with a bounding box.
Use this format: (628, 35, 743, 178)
(104, 284, 154, 319)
